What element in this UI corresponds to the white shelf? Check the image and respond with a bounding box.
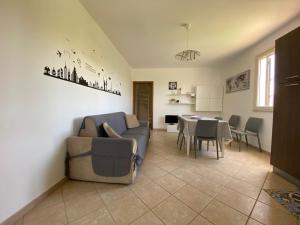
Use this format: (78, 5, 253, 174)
(167, 92, 196, 97)
(168, 102, 195, 105)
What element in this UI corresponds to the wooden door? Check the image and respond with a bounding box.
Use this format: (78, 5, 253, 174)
(271, 26, 300, 179)
(133, 82, 153, 129)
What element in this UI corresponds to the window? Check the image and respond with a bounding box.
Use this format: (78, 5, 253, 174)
(255, 49, 275, 111)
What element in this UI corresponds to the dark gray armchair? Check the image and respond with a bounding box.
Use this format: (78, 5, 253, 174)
(231, 117, 263, 152)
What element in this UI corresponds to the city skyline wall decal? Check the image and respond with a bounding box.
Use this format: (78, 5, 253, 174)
(43, 39, 122, 96)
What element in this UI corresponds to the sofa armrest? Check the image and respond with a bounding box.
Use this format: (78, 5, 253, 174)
(139, 120, 149, 127)
(92, 137, 137, 155)
(67, 136, 137, 157)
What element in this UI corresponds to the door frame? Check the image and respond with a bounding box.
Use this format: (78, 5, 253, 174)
(132, 81, 154, 129)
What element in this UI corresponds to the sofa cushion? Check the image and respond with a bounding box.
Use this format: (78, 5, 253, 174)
(122, 133, 148, 163)
(123, 126, 150, 136)
(125, 114, 140, 128)
(103, 122, 122, 138)
(79, 112, 127, 137)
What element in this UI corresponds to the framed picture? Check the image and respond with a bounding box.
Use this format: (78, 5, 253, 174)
(226, 70, 250, 93)
(169, 81, 177, 90)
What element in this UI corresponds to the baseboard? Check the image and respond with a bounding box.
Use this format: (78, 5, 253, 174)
(273, 167, 300, 186)
(1, 177, 68, 225)
(153, 128, 167, 131)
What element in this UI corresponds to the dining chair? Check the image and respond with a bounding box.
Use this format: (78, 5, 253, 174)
(177, 117, 185, 150)
(231, 117, 263, 152)
(208, 117, 223, 148)
(228, 115, 240, 130)
(194, 119, 219, 159)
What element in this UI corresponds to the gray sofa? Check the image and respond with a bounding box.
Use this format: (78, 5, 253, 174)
(67, 112, 150, 184)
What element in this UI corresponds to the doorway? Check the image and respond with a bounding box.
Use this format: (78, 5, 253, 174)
(133, 81, 153, 129)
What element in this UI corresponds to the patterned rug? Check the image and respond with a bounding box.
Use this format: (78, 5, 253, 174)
(264, 189, 300, 219)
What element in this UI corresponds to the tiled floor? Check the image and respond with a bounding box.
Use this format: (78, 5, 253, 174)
(15, 131, 299, 225)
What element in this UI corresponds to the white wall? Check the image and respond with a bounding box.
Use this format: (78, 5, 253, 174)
(219, 15, 300, 152)
(0, 0, 132, 222)
(132, 68, 222, 129)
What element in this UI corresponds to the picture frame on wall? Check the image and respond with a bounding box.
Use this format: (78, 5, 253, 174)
(226, 70, 250, 93)
(169, 81, 177, 90)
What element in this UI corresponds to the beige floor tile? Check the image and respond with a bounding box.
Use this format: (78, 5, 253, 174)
(155, 160, 181, 172)
(263, 172, 297, 190)
(23, 202, 67, 225)
(130, 211, 164, 225)
(69, 208, 115, 225)
(38, 189, 63, 209)
(189, 176, 223, 197)
(257, 190, 286, 210)
(13, 219, 23, 225)
(98, 184, 134, 205)
(62, 181, 96, 201)
(174, 185, 212, 213)
(201, 200, 248, 225)
(65, 191, 105, 222)
(153, 196, 197, 225)
(106, 195, 148, 225)
(225, 177, 261, 199)
(246, 218, 264, 225)
(215, 187, 256, 215)
(155, 174, 186, 194)
(142, 166, 168, 180)
(131, 181, 170, 208)
(171, 167, 200, 183)
(251, 201, 297, 225)
(201, 169, 232, 185)
(131, 173, 152, 187)
(189, 215, 214, 225)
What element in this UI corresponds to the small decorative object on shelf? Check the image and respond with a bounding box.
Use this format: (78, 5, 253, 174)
(169, 98, 176, 103)
(177, 88, 182, 94)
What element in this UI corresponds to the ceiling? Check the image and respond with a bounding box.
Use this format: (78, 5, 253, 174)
(80, 0, 300, 68)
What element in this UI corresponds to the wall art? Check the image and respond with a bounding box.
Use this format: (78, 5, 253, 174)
(168, 81, 177, 90)
(226, 70, 250, 93)
(43, 39, 121, 96)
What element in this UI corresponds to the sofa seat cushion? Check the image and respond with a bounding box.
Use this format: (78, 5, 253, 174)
(123, 126, 149, 136)
(122, 133, 148, 163)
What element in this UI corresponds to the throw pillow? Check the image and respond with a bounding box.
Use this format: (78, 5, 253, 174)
(125, 114, 140, 128)
(103, 122, 122, 138)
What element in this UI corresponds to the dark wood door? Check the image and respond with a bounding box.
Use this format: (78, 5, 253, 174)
(271, 26, 300, 179)
(133, 82, 153, 129)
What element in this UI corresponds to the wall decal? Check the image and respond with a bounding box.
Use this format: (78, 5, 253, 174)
(42, 39, 121, 96)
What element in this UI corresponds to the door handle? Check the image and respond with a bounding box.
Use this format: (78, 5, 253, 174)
(285, 75, 299, 79)
(284, 83, 299, 87)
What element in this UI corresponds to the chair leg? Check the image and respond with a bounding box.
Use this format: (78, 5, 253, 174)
(177, 133, 181, 145)
(180, 136, 185, 150)
(245, 135, 249, 147)
(239, 134, 242, 152)
(198, 140, 202, 151)
(235, 133, 239, 142)
(216, 138, 219, 160)
(257, 134, 262, 152)
(207, 140, 209, 151)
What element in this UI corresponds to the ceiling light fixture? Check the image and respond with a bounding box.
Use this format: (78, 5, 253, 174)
(175, 23, 200, 61)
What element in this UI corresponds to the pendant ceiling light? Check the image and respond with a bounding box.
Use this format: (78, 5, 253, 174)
(175, 23, 200, 61)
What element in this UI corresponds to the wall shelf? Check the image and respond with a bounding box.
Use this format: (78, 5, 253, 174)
(168, 102, 195, 105)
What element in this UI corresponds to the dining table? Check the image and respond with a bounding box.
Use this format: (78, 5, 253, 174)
(179, 115, 232, 157)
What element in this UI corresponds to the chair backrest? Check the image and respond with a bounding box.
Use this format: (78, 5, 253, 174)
(229, 115, 240, 129)
(214, 117, 223, 120)
(195, 120, 218, 138)
(245, 117, 263, 133)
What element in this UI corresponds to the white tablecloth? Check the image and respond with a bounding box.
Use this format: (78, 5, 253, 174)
(179, 115, 232, 157)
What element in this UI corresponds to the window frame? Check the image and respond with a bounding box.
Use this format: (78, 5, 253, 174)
(254, 48, 275, 112)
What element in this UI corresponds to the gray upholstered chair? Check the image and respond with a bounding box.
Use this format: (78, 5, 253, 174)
(177, 117, 185, 150)
(229, 115, 240, 130)
(194, 120, 219, 159)
(231, 117, 263, 152)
